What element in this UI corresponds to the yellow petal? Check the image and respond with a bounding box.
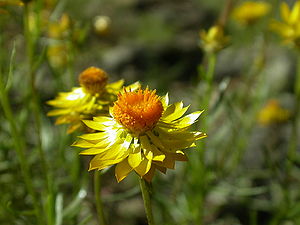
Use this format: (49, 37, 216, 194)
(67, 123, 82, 134)
(79, 147, 109, 155)
(122, 81, 141, 92)
(174, 111, 203, 126)
(106, 79, 124, 91)
(134, 158, 152, 176)
(93, 116, 115, 125)
(146, 131, 167, 151)
(271, 21, 296, 38)
(72, 139, 96, 148)
(47, 108, 71, 116)
(128, 150, 143, 168)
(82, 120, 107, 131)
(162, 102, 190, 122)
(163, 111, 204, 129)
(78, 132, 109, 141)
(122, 133, 133, 149)
(160, 93, 169, 109)
(280, 2, 291, 23)
(89, 148, 128, 170)
(115, 159, 133, 182)
(140, 135, 165, 162)
(290, 1, 300, 24)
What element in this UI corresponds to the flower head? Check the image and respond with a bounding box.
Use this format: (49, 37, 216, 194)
(79, 66, 108, 94)
(112, 89, 163, 134)
(232, 1, 271, 26)
(270, 1, 300, 49)
(73, 88, 207, 182)
(257, 99, 290, 125)
(199, 25, 229, 53)
(47, 67, 140, 133)
(94, 16, 111, 36)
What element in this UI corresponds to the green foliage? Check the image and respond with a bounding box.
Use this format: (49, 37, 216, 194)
(1, 0, 300, 224)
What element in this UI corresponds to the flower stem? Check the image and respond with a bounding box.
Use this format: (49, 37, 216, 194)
(24, 1, 52, 191)
(284, 53, 300, 207)
(0, 76, 43, 224)
(139, 178, 155, 225)
(23, 4, 54, 224)
(94, 171, 107, 225)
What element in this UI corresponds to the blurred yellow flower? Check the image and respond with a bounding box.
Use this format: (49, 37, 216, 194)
(48, 13, 71, 39)
(199, 25, 229, 53)
(257, 99, 290, 125)
(94, 16, 111, 36)
(0, 0, 23, 14)
(47, 67, 140, 133)
(270, 1, 300, 48)
(47, 44, 68, 68)
(232, 1, 271, 26)
(0, 0, 23, 5)
(73, 88, 207, 182)
(44, 0, 57, 9)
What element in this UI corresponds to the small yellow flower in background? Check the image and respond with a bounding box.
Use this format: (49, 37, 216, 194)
(0, 0, 23, 6)
(94, 16, 111, 36)
(48, 13, 71, 39)
(47, 44, 68, 68)
(46, 14, 71, 68)
(0, 0, 23, 14)
(232, 1, 271, 26)
(257, 99, 290, 125)
(44, 0, 57, 9)
(73, 88, 207, 182)
(47, 67, 140, 133)
(270, 1, 300, 48)
(199, 25, 229, 53)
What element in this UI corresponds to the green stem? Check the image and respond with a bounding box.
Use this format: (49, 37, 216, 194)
(194, 52, 216, 224)
(284, 53, 300, 207)
(139, 178, 155, 225)
(24, 2, 52, 191)
(0, 76, 43, 224)
(94, 171, 107, 225)
(206, 53, 216, 88)
(24, 4, 54, 224)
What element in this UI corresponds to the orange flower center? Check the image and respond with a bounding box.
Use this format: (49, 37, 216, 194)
(112, 89, 164, 134)
(79, 67, 108, 94)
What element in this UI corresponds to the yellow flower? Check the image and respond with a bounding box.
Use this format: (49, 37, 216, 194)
(0, 0, 23, 14)
(199, 25, 229, 53)
(270, 1, 300, 48)
(47, 67, 140, 133)
(257, 99, 290, 125)
(47, 44, 68, 68)
(48, 13, 71, 39)
(73, 88, 207, 182)
(94, 16, 111, 36)
(232, 1, 271, 26)
(0, 0, 23, 6)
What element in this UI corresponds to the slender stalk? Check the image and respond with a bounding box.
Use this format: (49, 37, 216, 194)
(284, 53, 300, 207)
(139, 178, 155, 225)
(193, 53, 216, 224)
(94, 171, 107, 225)
(23, 4, 54, 224)
(24, 2, 52, 191)
(0, 76, 43, 224)
(218, 0, 235, 27)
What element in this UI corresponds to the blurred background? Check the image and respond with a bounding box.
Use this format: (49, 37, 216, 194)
(1, 0, 300, 224)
